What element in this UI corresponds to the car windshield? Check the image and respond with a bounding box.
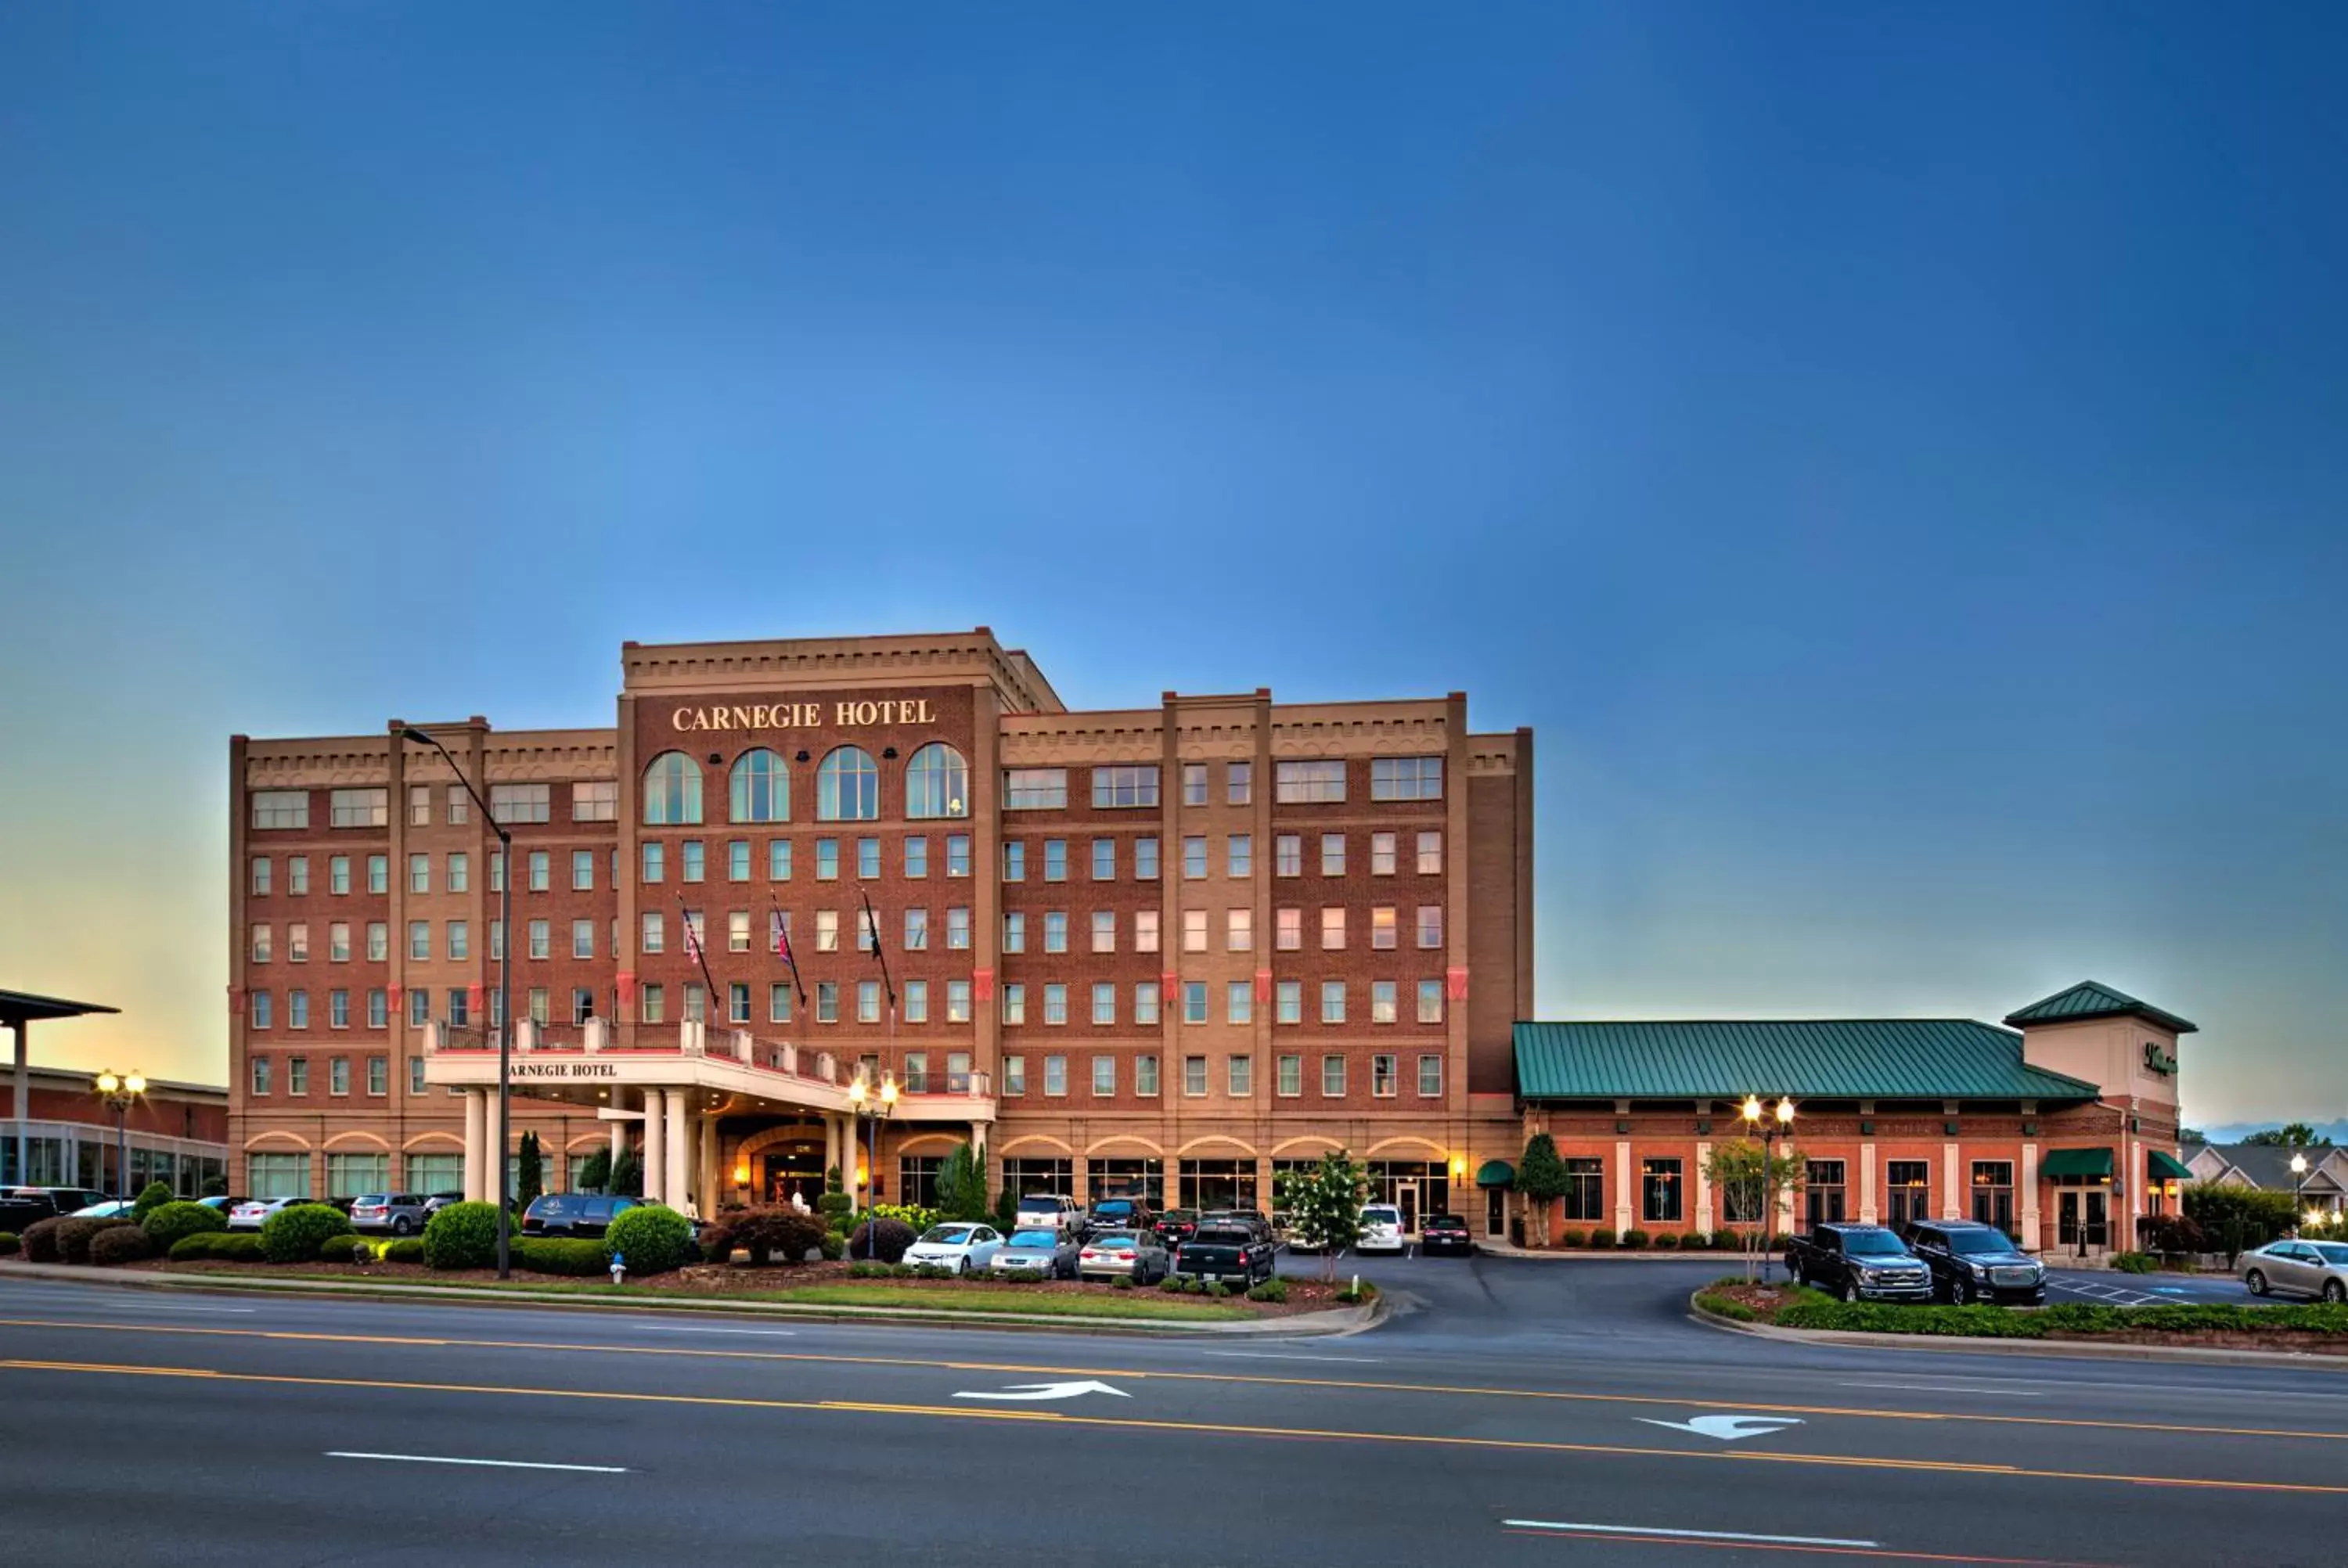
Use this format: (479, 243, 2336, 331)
(1844, 1231, 1908, 1256)
(919, 1226, 974, 1245)
(1007, 1232, 1060, 1248)
(1946, 1231, 2014, 1255)
(2314, 1244, 2348, 1265)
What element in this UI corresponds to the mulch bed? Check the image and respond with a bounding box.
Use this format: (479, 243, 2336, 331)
(1704, 1281, 1804, 1315)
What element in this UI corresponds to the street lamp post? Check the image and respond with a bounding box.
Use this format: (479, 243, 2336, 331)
(845, 1069, 899, 1258)
(93, 1071, 146, 1203)
(401, 726, 514, 1280)
(1740, 1094, 1797, 1283)
(2292, 1152, 2310, 1234)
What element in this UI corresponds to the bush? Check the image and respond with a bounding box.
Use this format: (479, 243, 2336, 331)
(1652, 1233, 1681, 1250)
(56, 1216, 138, 1264)
(1713, 1230, 1746, 1251)
(0, 1231, 17, 1257)
(383, 1237, 426, 1264)
(20, 1217, 64, 1263)
(1183, 1276, 1206, 1295)
(2185, 1182, 2299, 1266)
(1620, 1228, 1651, 1250)
(1002, 1267, 1046, 1284)
(1556, 1228, 1588, 1250)
(703, 1207, 826, 1267)
(89, 1226, 154, 1266)
(1246, 1278, 1288, 1304)
(1585, 1228, 1616, 1250)
(2109, 1251, 2160, 1275)
(604, 1204, 694, 1275)
(516, 1237, 610, 1276)
(1696, 1289, 1759, 1322)
(817, 1192, 855, 1229)
(1112, 1275, 1135, 1290)
(213, 1232, 265, 1262)
(170, 1232, 223, 1262)
(143, 1201, 227, 1251)
(1161, 1274, 1187, 1292)
(2137, 1214, 2206, 1257)
(423, 1201, 502, 1271)
(131, 1181, 176, 1222)
(848, 1217, 917, 1264)
(1204, 1281, 1230, 1298)
(260, 1203, 351, 1264)
(869, 1203, 937, 1235)
(819, 1232, 844, 1261)
(1334, 1280, 1377, 1305)
(845, 1261, 891, 1278)
(888, 1262, 917, 1278)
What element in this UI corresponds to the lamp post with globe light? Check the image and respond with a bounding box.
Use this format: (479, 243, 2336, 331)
(2292, 1152, 2310, 1232)
(93, 1071, 146, 1204)
(1740, 1094, 1797, 1282)
(846, 1068, 898, 1257)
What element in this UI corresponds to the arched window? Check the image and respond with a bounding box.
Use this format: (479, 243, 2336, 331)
(816, 745, 880, 822)
(903, 743, 970, 820)
(642, 751, 703, 825)
(729, 748, 790, 823)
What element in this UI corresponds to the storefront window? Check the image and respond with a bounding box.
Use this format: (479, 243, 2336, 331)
(1970, 1160, 2015, 1236)
(1561, 1157, 1604, 1221)
(1640, 1158, 1683, 1223)
(1886, 1160, 1931, 1228)
(1085, 1157, 1163, 1207)
(1178, 1160, 1259, 1212)
(1804, 1160, 1847, 1225)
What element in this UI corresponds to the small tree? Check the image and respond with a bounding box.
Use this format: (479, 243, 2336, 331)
(131, 1181, 175, 1222)
(2243, 1123, 2330, 1148)
(578, 1146, 612, 1195)
(1514, 1135, 1570, 1247)
(610, 1145, 643, 1198)
(935, 1142, 990, 1221)
(991, 1185, 1020, 1235)
(516, 1131, 545, 1210)
(1277, 1150, 1367, 1282)
(825, 1163, 844, 1195)
(1702, 1139, 1806, 1282)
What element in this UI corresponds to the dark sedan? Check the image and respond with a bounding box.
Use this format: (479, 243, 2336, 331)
(1420, 1214, 1475, 1256)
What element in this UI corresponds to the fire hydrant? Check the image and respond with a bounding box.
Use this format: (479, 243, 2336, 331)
(609, 1251, 627, 1286)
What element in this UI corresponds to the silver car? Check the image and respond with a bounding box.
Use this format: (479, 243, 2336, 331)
(2242, 1238, 2348, 1303)
(1076, 1229, 1169, 1285)
(990, 1228, 1080, 1278)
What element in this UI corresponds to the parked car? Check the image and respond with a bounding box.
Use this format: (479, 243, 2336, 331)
(197, 1196, 244, 1212)
(228, 1197, 306, 1231)
(2242, 1239, 2348, 1303)
(1153, 1209, 1201, 1250)
(0, 1195, 60, 1232)
(348, 1193, 432, 1236)
(1174, 1225, 1275, 1286)
(1089, 1197, 1156, 1235)
(70, 1200, 138, 1219)
(1014, 1194, 1085, 1235)
(1785, 1223, 1934, 1303)
(903, 1223, 1006, 1275)
(422, 1192, 468, 1215)
(1901, 1219, 2047, 1305)
(989, 1228, 1082, 1278)
(1357, 1203, 1406, 1254)
(1077, 1229, 1170, 1285)
(30, 1188, 110, 1214)
(1198, 1210, 1276, 1244)
(521, 1194, 646, 1238)
(1420, 1214, 1475, 1257)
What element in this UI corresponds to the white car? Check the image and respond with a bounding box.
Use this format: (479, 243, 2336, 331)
(70, 1200, 138, 1219)
(1358, 1204, 1406, 1254)
(1014, 1194, 1084, 1235)
(902, 1223, 1006, 1275)
(228, 1197, 304, 1231)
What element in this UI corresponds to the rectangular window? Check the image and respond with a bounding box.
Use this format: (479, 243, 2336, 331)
(1090, 837, 1115, 881)
(367, 854, 387, 894)
(1277, 981, 1301, 1024)
(524, 850, 548, 891)
(1226, 981, 1252, 1025)
(409, 1056, 427, 1094)
(904, 835, 928, 878)
(1372, 907, 1398, 950)
(329, 990, 350, 1029)
(364, 921, 385, 962)
(1003, 841, 1025, 881)
(901, 907, 927, 951)
(1092, 1054, 1117, 1095)
(1090, 910, 1115, 953)
(1417, 1054, 1442, 1097)
(1320, 981, 1346, 1023)
(1969, 1161, 2015, 1235)
(753, 839, 784, 883)
(1417, 980, 1444, 1023)
(408, 785, 430, 826)
(490, 783, 550, 824)
(1178, 909, 1206, 953)
(1226, 761, 1252, 804)
(528, 919, 549, 959)
(327, 922, 350, 962)
(769, 984, 794, 1024)
(1321, 908, 1346, 950)
(287, 923, 310, 963)
(1417, 905, 1444, 949)
(1274, 835, 1302, 877)
(856, 980, 880, 1023)
(944, 906, 970, 951)
(679, 842, 704, 883)
(1641, 1158, 1684, 1223)
(635, 983, 664, 1024)
(445, 852, 469, 894)
(903, 980, 928, 1023)
(726, 840, 750, 882)
(252, 857, 272, 896)
(247, 1151, 309, 1199)
(1887, 1161, 1932, 1228)
(1004, 768, 1068, 809)
(1371, 1053, 1397, 1097)
(809, 909, 836, 952)
(1226, 908, 1252, 951)
(1092, 765, 1160, 809)
(409, 854, 430, 894)
(1371, 980, 1397, 1023)
(1043, 984, 1068, 1026)
(571, 780, 615, 822)
(448, 921, 469, 962)
(1275, 908, 1302, 950)
(1181, 762, 1208, 806)
(1003, 984, 1026, 1026)
(285, 854, 308, 895)
(407, 989, 428, 1027)
(1320, 1054, 1345, 1097)
(1562, 1160, 1605, 1221)
(945, 980, 971, 1023)
(1135, 837, 1159, 880)
(1277, 1054, 1302, 1096)
(813, 981, 837, 1023)
(1371, 757, 1444, 801)
(1226, 834, 1251, 878)
(251, 992, 274, 1029)
(1370, 832, 1397, 876)
(1183, 836, 1207, 879)
(1227, 1055, 1252, 1097)
(289, 990, 310, 1030)
(1134, 983, 1159, 1027)
(999, 911, 1027, 954)
(251, 923, 273, 964)
(945, 833, 971, 877)
(448, 987, 472, 1028)
(331, 788, 388, 828)
(439, 785, 467, 825)
(1043, 1055, 1068, 1096)
(250, 789, 308, 829)
(1276, 760, 1346, 803)
(1183, 981, 1208, 1025)
(726, 912, 750, 954)
(1003, 1055, 1026, 1095)
(1136, 1053, 1160, 1095)
(1806, 1160, 1849, 1226)
(1043, 840, 1068, 882)
(330, 1057, 351, 1095)
(640, 912, 664, 954)
(1043, 911, 1068, 954)
(855, 837, 880, 879)
(1417, 831, 1443, 875)
(1318, 834, 1345, 876)
(641, 842, 664, 883)
(1183, 1055, 1208, 1096)
(407, 921, 429, 962)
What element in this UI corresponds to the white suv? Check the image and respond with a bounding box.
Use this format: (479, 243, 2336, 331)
(1358, 1204, 1406, 1254)
(1015, 1194, 1084, 1235)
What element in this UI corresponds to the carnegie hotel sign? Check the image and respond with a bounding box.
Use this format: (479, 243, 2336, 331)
(669, 697, 938, 732)
(512, 1061, 619, 1081)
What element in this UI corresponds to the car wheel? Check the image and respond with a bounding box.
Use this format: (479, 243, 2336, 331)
(1840, 1278, 1860, 1304)
(956, 1257, 970, 1276)
(1953, 1276, 1972, 1306)
(2245, 1269, 2268, 1296)
(391, 1217, 413, 1236)
(2325, 1280, 2345, 1305)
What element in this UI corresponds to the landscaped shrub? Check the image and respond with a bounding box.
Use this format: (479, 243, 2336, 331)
(817, 1192, 855, 1232)
(913, 1262, 955, 1280)
(131, 1181, 175, 1222)
(423, 1201, 502, 1270)
(1585, 1228, 1616, 1250)
(322, 1235, 377, 1263)
(88, 1226, 154, 1266)
(1112, 1275, 1135, 1289)
(1002, 1267, 1046, 1283)
(819, 1232, 844, 1261)
(1620, 1228, 1651, 1250)
(1334, 1280, 1377, 1305)
(0, 1232, 18, 1257)
(2137, 1214, 2206, 1257)
(2109, 1251, 2159, 1275)
(1182, 1276, 1206, 1295)
(702, 1207, 826, 1267)
(56, 1216, 137, 1264)
(869, 1203, 937, 1235)
(1246, 1278, 1288, 1304)
(845, 1261, 890, 1278)
(1695, 1289, 1759, 1322)
(383, 1238, 425, 1264)
(603, 1204, 694, 1275)
(170, 1232, 222, 1261)
(515, 1237, 609, 1276)
(143, 1201, 226, 1251)
(1161, 1274, 1187, 1292)
(1652, 1233, 1681, 1250)
(1557, 1228, 1588, 1250)
(1204, 1281, 1230, 1298)
(1712, 1230, 1745, 1251)
(888, 1262, 917, 1278)
(260, 1203, 351, 1264)
(848, 1217, 916, 1264)
(213, 1233, 265, 1262)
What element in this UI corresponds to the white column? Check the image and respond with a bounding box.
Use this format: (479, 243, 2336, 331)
(1612, 1139, 1633, 1238)
(1858, 1142, 1878, 1224)
(462, 1090, 487, 1203)
(2021, 1143, 2041, 1253)
(664, 1091, 688, 1214)
(643, 1088, 668, 1205)
(1943, 1143, 1962, 1219)
(1694, 1141, 1713, 1233)
(610, 1117, 626, 1167)
(698, 1116, 721, 1214)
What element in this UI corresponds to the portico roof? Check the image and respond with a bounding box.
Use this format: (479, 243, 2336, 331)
(0, 988, 121, 1024)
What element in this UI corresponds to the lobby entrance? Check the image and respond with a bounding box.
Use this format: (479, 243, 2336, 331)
(748, 1120, 830, 1209)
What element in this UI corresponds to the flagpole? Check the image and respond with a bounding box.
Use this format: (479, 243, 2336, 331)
(858, 884, 897, 1202)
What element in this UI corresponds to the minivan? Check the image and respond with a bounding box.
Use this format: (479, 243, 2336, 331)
(522, 1194, 645, 1238)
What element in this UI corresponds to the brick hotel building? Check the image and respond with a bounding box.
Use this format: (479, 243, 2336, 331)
(228, 630, 1534, 1230)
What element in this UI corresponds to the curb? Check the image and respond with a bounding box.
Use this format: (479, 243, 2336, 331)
(1478, 1246, 1737, 1262)
(1684, 1287, 2348, 1372)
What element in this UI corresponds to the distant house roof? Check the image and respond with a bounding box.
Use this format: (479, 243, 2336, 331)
(2192, 1143, 2348, 1194)
(1511, 1020, 2101, 1102)
(0, 988, 122, 1024)
(2002, 981, 2196, 1035)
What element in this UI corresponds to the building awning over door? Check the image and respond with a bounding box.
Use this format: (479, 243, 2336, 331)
(1475, 1160, 1516, 1189)
(2040, 1147, 2114, 1180)
(2146, 1149, 2194, 1181)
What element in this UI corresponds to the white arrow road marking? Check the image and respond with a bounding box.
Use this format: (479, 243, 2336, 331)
(1505, 1520, 1878, 1548)
(953, 1379, 1132, 1403)
(329, 1452, 628, 1473)
(1636, 1414, 1806, 1441)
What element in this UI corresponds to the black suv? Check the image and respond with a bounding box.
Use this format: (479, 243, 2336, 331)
(1785, 1223, 1934, 1302)
(1903, 1219, 2048, 1305)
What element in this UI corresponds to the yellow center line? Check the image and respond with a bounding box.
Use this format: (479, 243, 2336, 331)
(2, 1357, 2344, 1500)
(0, 1314, 2336, 1447)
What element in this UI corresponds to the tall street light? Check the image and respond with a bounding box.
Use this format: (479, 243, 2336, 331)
(2292, 1151, 2310, 1232)
(93, 1071, 146, 1203)
(400, 726, 514, 1280)
(846, 1068, 898, 1257)
(1741, 1093, 1797, 1283)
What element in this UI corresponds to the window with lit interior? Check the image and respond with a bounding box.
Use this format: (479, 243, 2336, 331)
(903, 743, 969, 819)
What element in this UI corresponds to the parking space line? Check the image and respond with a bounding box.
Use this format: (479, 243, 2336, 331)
(1504, 1519, 1879, 1548)
(328, 1451, 628, 1473)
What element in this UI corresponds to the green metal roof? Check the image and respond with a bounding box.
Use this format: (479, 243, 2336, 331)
(2041, 1147, 2114, 1179)
(1511, 1019, 2101, 1102)
(1475, 1160, 1516, 1189)
(2002, 980, 2197, 1035)
(2147, 1149, 2194, 1181)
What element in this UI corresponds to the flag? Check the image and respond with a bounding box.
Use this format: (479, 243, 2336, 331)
(677, 893, 721, 1011)
(771, 904, 808, 1009)
(856, 884, 896, 1011)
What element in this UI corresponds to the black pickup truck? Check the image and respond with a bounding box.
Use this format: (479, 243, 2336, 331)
(1173, 1225, 1276, 1287)
(1784, 1223, 1934, 1303)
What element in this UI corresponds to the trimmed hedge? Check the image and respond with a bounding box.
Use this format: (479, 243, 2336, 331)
(1246, 1278, 1288, 1304)
(260, 1203, 351, 1264)
(170, 1231, 266, 1262)
(1767, 1291, 2348, 1340)
(1584, 1228, 1617, 1250)
(383, 1237, 426, 1264)
(131, 1181, 175, 1221)
(1557, 1228, 1588, 1249)
(144, 1201, 228, 1251)
(423, 1201, 502, 1270)
(1620, 1228, 1651, 1250)
(848, 1217, 916, 1264)
(56, 1216, 138, 1264)
(516, 1237, 610, 1276)
(20, 1217, 65, 1264)
(2109, 1251, 2160, 1275)
(0, 1232, 18, 1257)
(604, 1204, 694, 1275)
(88, 1226, 155, 1266)
(322, 1234, 377, 1263)
(1652, 1233, 1681, 1250)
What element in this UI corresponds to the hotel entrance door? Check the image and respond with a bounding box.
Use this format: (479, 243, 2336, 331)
(2057, 1189, 2109, 1256)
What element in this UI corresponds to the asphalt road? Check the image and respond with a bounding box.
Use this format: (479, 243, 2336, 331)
(2, 1259, 2341, 1568)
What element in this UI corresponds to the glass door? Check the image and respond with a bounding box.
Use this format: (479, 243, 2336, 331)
(1396, 1181, 1420, 1236)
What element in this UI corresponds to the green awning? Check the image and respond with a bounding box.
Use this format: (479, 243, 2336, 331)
(1475, 1160, 1516, 1189)
(2041, 1147, 2114, 1179)
(2147, 1149, 2194, 1181)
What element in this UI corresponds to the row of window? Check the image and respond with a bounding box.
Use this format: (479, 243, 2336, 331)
(245, 1149, 618, 1203)
(1003, 757, 1441, 810)
(997, 1051, 1442, 1099)
(637, 973, 1449, 1030)
(1538, 1157, 2022, 1228)
(645, 743, 967, 825)
(251, 782, 621, 832)
(247, 1052, 403, 1096)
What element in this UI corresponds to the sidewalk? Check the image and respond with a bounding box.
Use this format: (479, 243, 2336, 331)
(0, 1261, 1381, 1339)
(1475, 1239, 1748, 1261)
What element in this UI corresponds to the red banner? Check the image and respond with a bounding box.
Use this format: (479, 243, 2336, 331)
(1446, 966, 1470, 1002)
(226, 986, 244, 1016)
(1161, 971, 1179, 1002)
(386, 985, 403, 1009)
(972, 967, 995, 1002)
(617, 971, 636, 1006)
(467, 983, 485, 1016)
(1255, 969, 1273, 1002)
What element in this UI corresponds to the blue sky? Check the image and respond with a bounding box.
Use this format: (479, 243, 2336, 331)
(2, 5, 2341, 1125)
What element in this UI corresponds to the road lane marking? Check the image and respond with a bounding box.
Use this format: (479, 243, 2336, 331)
(1842, 1383, 2045, 1397)
(1501, 1530, 2117, 1566)
(953, 1379, 1129, 1402)
(628, 1325, 799, 1337)
(1197, 1350, 1388, 1363)
(329, 1451, 628, 1473)
(7, 1358, 2348, 1499)
(1637, 1415, 1805, 1440)
(0, 1317, 2341, 1444)
(1504, 1520, 1878, 1548)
